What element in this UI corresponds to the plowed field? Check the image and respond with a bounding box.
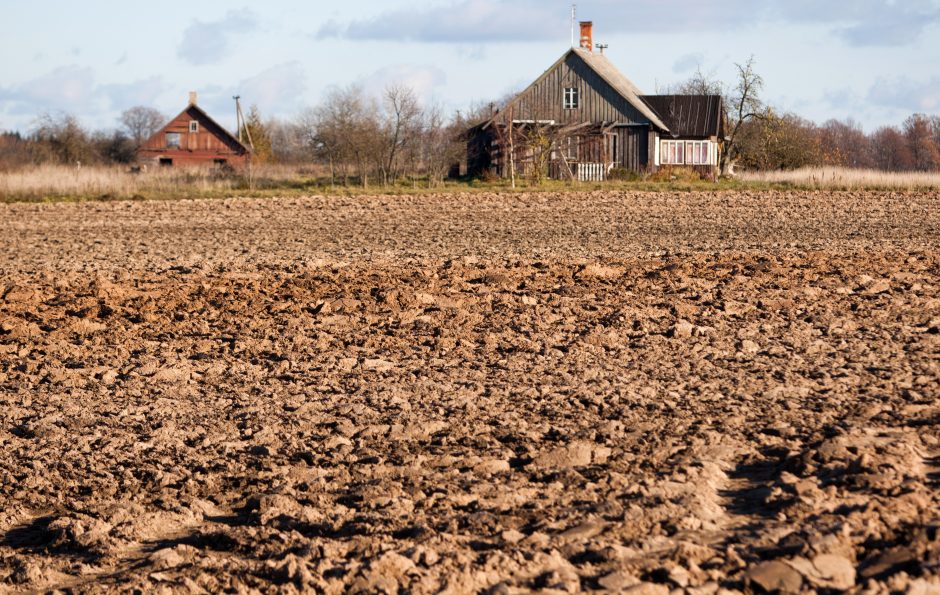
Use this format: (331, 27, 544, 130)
(1, 191, 938, 593)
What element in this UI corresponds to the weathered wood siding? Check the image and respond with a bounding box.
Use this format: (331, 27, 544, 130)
(615, 126, 649, 170)
(496, 53, 655, 127)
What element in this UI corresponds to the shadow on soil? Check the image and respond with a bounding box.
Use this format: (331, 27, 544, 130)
(1, 515, 101, 562)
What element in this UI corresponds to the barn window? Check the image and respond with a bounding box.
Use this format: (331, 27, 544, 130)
(165, 132, 181, 149)
(189, 120, 199, 133)
(564, 136, 579, 160)
(563, 87, 579, 109)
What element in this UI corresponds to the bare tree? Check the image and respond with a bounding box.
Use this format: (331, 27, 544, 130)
(120, 106, 166, 148)
(33, 112, 96, 165)
(299, 84, 379, 187)
(666, 65, 724, 96)
(903, 114, 940, 171)
(723, 56, 766, 175)
(266, 117, 306, 164)
(421, 103, 468, 187)
(870, 126, 914, 171)
(380, 84, 421, 186)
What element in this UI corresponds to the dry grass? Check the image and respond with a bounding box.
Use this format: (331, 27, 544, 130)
(0, 164, 315, 201)
(4, 163, 940, 203)
(738, 166, 940, 189)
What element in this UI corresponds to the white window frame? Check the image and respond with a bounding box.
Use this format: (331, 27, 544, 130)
(165, 132, 181, 149)
(189, 120, 199, 133)
(661, 140, 714, 165)
(563, 87, 579, 110)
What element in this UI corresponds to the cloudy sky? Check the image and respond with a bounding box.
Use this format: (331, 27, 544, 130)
(2, 0, 939, 134)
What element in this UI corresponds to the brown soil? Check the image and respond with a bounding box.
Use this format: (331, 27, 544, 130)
(0, 191, 938, 593)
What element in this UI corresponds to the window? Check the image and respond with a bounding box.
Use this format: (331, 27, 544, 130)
(189, 120, 199, 133)
(564, 136, 579, 160)
(661, 140, 713, 165)
(165, 132, 181, 149)
(159, 158, 173, 167)
(563, 87, 579, 109)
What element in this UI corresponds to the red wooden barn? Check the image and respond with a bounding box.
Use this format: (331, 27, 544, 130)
(137, 92, 249, 168)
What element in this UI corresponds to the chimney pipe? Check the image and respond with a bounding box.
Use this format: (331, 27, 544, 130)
(579, 21, 593, 52)
(189, 91, 198, 106)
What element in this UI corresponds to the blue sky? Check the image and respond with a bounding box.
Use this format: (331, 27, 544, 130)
(2, 0, 939, 134)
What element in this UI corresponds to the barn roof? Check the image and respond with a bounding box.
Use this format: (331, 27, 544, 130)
(575, 49, 670, 131)
(181, 103, 250, 153)
(640, 95, 725, 138)
(143, 100, 250, 154)
(494, 47, 670, 132)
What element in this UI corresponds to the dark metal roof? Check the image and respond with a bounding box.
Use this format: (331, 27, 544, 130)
(640, 95, 724, 138)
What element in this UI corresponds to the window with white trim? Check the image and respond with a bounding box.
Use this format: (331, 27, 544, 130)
(563, 87, 579, 109)
(165, 132, 181, 149)
(189, 120, 199, 133)
(661, 140, 713, 165)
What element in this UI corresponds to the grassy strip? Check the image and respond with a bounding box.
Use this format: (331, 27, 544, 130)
(1, 165, 938, 204)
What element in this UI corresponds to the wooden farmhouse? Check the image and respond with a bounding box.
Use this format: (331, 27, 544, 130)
(137, 92, 249, 168)
(468, 22, 726, 181)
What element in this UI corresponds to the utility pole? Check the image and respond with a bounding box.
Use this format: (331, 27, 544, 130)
(233, 95, 254, 149)
(234, 95, 242, 143)
(233, 95, 256, 189)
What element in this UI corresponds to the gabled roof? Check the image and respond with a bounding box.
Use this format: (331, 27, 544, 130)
(187, 103, 250, 152)
(576, 49, 670, 131)
(640, 95, 725, 138)
(496, 47, 670, 132)
(144, 102, 250, 154)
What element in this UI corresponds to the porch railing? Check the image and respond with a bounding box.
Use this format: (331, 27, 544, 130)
(549, 162, 610, 181)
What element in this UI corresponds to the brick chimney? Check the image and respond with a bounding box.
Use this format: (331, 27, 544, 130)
(579, 21, 593, 52)
(189, 91, 198, 106)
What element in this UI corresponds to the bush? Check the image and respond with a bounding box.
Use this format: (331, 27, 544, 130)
(607, 167, 641, 181)
(647, 166, 705, 183)
(480, 169, 500, 183)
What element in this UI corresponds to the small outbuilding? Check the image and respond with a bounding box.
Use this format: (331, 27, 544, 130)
(137, 92, 249, 168)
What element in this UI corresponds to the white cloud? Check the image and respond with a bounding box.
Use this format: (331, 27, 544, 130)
(868, 76, 940, 112)
(102, 77, 169, 111)
(0, 65, 98, 115)
(177, 9, 259, 66)
(236, 62, 308, 113)
(359, 65, 447, 104)
(316, 0, 567, 43)
(673, 53, 704, 74)
(317, 0, 940, 47)
(0, 68, 173, 130)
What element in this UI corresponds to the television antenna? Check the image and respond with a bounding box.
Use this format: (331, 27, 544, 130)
(596, 43, 609, 54)
(570, 4, 576, 47)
